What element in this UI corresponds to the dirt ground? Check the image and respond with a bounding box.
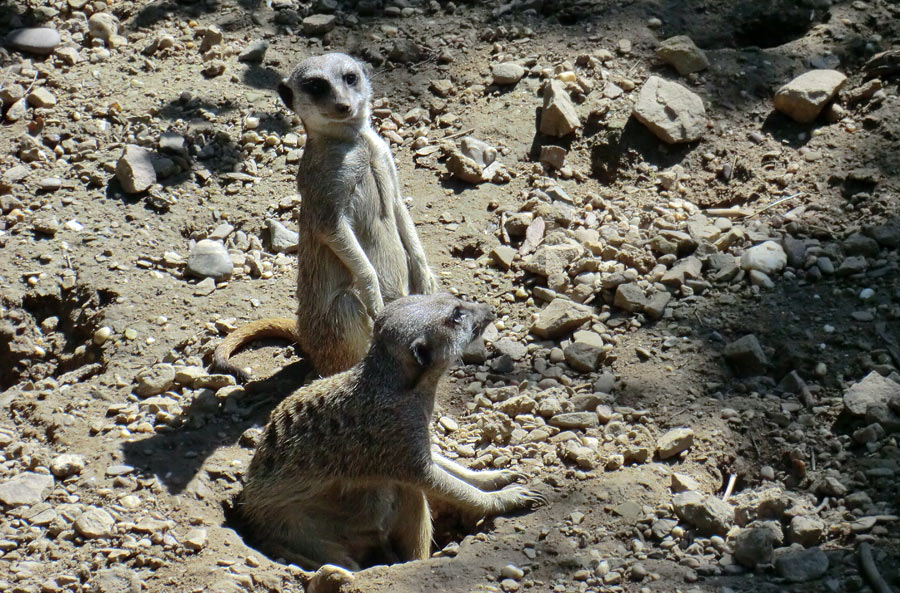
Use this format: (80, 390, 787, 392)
(1, 0, 899, 592)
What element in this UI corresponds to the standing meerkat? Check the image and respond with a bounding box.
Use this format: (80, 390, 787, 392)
(235, 293, 547, 570)
(213, 53, 438, 380)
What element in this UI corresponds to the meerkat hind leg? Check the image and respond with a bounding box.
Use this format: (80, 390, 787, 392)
(432, 453, 524, 491)
(389, 486, 432, 563)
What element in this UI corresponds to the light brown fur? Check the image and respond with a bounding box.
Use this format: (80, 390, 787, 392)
(236, 294, 547, 570)
(213, 53, 437, 380)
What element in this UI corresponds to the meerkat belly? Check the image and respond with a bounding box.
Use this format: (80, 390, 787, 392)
(351, 172, 410, 301)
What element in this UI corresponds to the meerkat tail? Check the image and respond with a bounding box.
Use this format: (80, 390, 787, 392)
(211, 317, 301, 381)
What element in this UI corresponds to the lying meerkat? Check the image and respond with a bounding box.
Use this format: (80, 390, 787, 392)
(235, 293, 547, 570)
(213, 52, 437, 380)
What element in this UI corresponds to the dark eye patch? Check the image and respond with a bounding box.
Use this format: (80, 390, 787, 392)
(344, 72, 358, 86)
(300, 77, 330, 98)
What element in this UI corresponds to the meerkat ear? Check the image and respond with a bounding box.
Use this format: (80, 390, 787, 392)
(410, 337, 431, 367)
(277, 80, 294, 111)
(359, 60, 375, 82)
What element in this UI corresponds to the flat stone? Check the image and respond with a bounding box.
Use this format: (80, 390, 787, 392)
(724, 334, 767, 376)
(492, 62, 526, 85)
(27, 88, 56, 108)
(774, 545, 829, 582)
(741, 241, 787, 274)
(183, 527, 208, 551)
(187, 239, 233, 280)
(657, 35, 709, 75)
(0, 472, 54, 507)
(115, 145, 157, 194)
(540, 80, 580, 137)
(74, 507, 115, 538)
(632, 76, 706, 144)
(159, 132, 187, 155)
(774, 70, 847, 123)
(491, 245, 516, 270)
(661, 256, 702, 286)
(90, 568, 142, 593)
(844, 371, 900, 416)
(549, 412, 599, 430)
(670, 472, 700, 493)
(267, 219, 299, 253)
(657, 427, 694, 459)
(302, 14, 336, 35)
(6, 28, 61, 55)
(531, 298, 594, 339)
(133, 363, 176, 397)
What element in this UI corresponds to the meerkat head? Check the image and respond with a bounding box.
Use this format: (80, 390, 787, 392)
(278, 53, 373, 137)
(373, 294, 494, 375)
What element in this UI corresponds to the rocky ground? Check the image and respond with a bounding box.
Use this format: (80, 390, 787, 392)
(1, 0, 899, 592)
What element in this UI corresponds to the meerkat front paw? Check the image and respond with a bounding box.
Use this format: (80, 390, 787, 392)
(493, 485, 548, 514)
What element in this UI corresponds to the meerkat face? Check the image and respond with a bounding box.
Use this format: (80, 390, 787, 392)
(278, 53, 372, 135)
(374, 294, 494, 370)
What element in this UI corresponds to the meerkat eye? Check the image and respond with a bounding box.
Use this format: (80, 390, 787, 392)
(344, 72, 358, 86)
(300, 77, 330, 98)
(448, 306, 466, 326)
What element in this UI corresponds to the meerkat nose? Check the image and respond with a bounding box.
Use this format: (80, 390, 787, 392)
(335, 103, 351, 115)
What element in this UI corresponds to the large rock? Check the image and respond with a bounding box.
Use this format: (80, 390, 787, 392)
(741, 241, 787, 274)
(844, 371, 900, 416)
(657, 35, 709, 75)
(115, 145, 157, 194)
(0, 472, 54, 507)
(724, 334, 767, 376)
(774, 545, 829, 582)
(540, 80, 580, 137)
(6, 28, 61, 55)
(632, 76, 706, 144)
(187, 239, 233, 280)
(673, 490, 734, 535)
(531, 298, 594, 339)
(774, 70, 846, 123)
